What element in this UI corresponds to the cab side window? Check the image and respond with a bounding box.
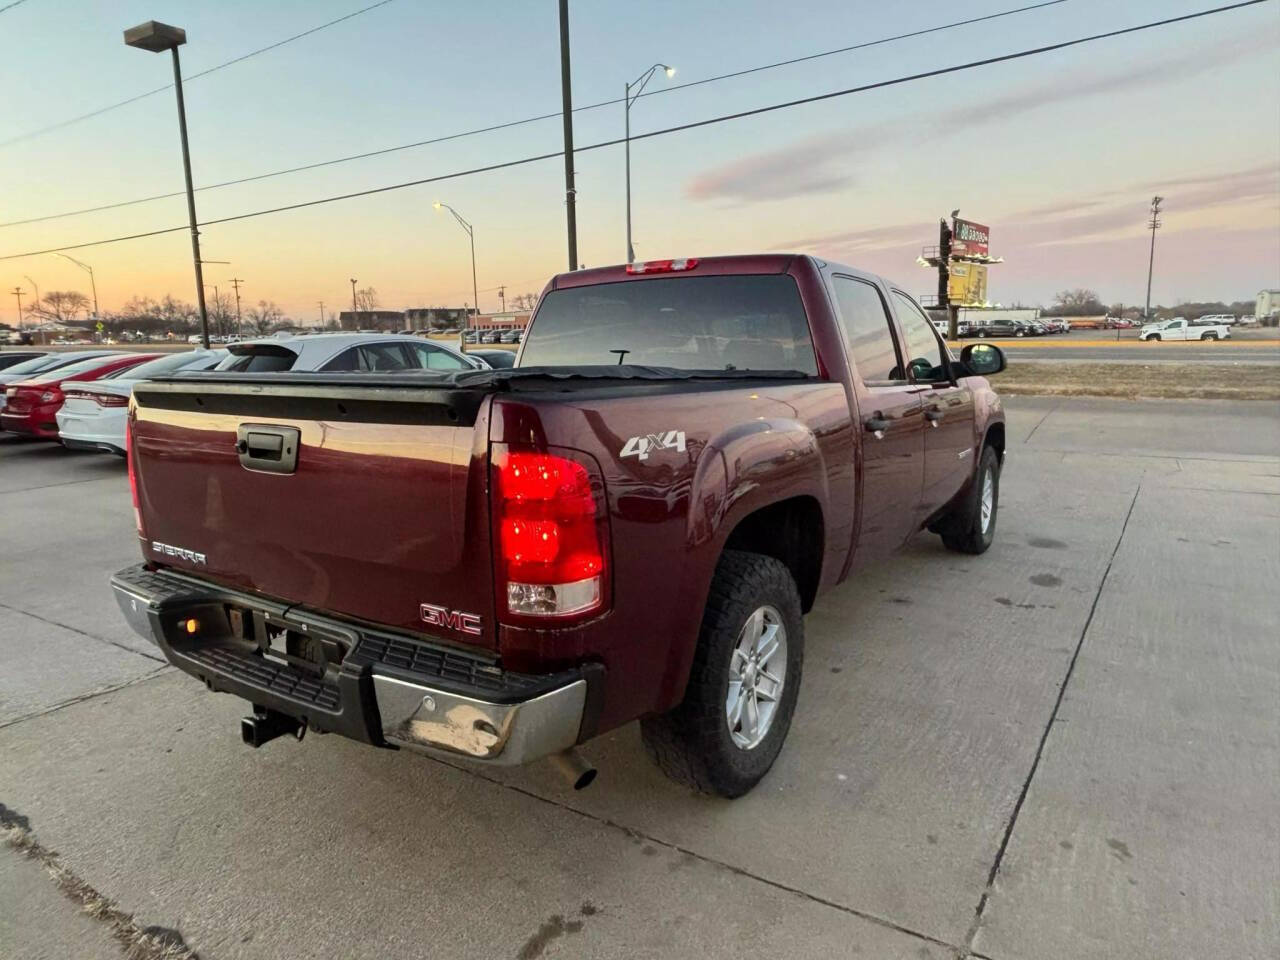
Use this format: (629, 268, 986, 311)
(360, 342, 413, 372)
(831, 276, 903, 384)
(892, 290, 949, 384)
(407, 342, 468, 371)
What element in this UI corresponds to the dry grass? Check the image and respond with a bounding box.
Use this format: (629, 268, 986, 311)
(1, 807, 199, 960)
(991, 362, 1280, 401)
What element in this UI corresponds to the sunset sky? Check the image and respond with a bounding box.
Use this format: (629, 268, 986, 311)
(1, 0, 1277, 324)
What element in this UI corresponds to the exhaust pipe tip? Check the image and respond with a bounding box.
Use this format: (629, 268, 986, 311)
(549, 748, 597, 790)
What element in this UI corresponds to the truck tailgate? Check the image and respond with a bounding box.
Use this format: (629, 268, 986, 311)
(130, 379, 496, 649)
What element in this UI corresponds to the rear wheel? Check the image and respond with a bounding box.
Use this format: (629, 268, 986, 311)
(936, 446, 1000, 555)
(978, 329, 988, 338)
(1203, 332, 1218, 341)
(641, 550, 804, 798)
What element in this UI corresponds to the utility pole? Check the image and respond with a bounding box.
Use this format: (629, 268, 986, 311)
(230, 277, 244, 337)
(350, 278, 358, 329)
(557, 0, 578, 271)
(1144, 196, 1163, 320)
(498, 285, 506, 313)
(318, 301, 325, 327)
(10, 288, 24, 330)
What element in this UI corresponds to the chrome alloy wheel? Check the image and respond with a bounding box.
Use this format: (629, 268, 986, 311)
(726, 605, 787, 750)
(980, 467, 995, 534)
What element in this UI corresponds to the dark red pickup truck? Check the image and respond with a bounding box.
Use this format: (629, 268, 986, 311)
(112, 255, 1006, 797)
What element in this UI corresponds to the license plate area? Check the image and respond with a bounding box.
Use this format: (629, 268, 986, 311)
(225, 605, 352, 678)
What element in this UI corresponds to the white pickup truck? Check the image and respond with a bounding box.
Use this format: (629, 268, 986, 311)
(1139, 318, 1231, 342)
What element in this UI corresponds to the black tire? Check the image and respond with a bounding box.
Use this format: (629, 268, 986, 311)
(1147, 334, 1161, 342)
(937, 446, 1000, 555)
(1015, 330, 1025, 337)
(1204, 332, 1218, 341)
(640, 550, 804, 798)
(978, 329, 988, 338)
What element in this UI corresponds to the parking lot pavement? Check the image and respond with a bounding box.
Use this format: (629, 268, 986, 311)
(1, 398, 1277, 959)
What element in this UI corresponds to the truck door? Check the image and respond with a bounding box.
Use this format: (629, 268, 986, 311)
(828, 274, 925, 560)
(1167, 319, 1187, 340)
(890, 290, 975, 520)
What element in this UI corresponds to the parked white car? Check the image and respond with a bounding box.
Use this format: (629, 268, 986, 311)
(212, 333, 487, 373)
(57, 350, 226, 455)
(1138, 318, 1231, 342)
(1198, 313, 1236, 326)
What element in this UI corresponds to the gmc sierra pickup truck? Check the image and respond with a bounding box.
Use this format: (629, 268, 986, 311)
(112, 255, 1007, 797)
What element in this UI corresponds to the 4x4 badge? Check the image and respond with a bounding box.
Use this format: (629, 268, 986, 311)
(621, 430, 687, 461)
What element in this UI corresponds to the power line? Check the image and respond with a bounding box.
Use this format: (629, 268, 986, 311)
(0, 0, 32, 15)
(0, 0, 1074, 229)
(0, 0, 1267, 264)
(0, 0, 396, 149)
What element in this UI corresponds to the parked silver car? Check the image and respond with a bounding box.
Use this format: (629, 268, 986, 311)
(213, 334, 485, 373)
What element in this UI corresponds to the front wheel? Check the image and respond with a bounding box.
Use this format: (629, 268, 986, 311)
(937, 446, 1000, 555)
(1015, 330, 1025, 337)
(1146, 334, 1161, 342)
(641, 550, 804, 798)
(978, 330, 988, 338)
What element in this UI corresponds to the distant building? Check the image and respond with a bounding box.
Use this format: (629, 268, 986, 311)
(404, 307, 469, 330)
(471, 311, 531, 333)
(336, 310, 404, 331)
(1256, 290, 1280, 322)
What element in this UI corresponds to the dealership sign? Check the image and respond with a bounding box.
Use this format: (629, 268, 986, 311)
(952, 218, 990, 257)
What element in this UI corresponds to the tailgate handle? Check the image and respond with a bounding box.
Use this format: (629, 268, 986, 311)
(236, 424, 300, 474)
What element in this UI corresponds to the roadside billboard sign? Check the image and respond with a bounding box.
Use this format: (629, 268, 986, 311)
(948, 261, 988, 305)
(952, 218, 990, 257)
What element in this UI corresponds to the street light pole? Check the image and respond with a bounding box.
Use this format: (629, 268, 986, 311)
(54, 253, 98, 318)
(124, 21, 209, 349)
(10, 288, 23, 331)
(557, 0, 578, 271)
(624, 62, 675, 263)
(23, 276, 39, 316)
(433, 201, 479, 352)
(1144, 195, 1163, 320)
(350, 278, 358, 328)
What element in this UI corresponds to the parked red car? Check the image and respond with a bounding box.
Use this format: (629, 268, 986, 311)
(1, 353, 160, 439)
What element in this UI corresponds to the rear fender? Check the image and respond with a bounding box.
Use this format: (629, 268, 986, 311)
(654, 417, 828, 711)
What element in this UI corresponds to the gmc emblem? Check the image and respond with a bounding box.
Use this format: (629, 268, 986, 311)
(420, 602, 482, 636)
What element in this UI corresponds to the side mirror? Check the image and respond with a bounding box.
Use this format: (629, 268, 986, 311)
(960, 342, 1006, 376)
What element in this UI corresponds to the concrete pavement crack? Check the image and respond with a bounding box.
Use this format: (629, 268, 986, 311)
(0, 801, 200, 960)
(1021, 399, 1060, 444)
(0, 600, 166, 664)
(0, 474, 122, 495)
(961, 480, 1143, 955)
(423, 753, 965, 956)
(0, 666, 170, 730)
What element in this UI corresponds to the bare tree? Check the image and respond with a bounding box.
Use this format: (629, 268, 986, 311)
(508, 292, 539, 311)
(29, 290, 90, 324)
(354, 286, 379, 313)
(1051, 288, 1105, 316)
(246, 300, 285, 335)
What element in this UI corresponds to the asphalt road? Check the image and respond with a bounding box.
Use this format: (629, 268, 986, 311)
(947, 329, 1280, 364)
(1, 397, 1278, 960)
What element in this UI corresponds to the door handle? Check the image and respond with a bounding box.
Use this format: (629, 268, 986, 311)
(924, 406, 943, 426)
(864, 415, 890, 439)
(237, 424, 300, 474)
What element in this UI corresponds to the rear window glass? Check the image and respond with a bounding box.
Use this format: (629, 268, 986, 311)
(215, 348, 297, 372)
(26, 355, 120, 382)
(102, 352, 210, 379)
(0, 354, 67, 376)
(519, 275, 818, 374)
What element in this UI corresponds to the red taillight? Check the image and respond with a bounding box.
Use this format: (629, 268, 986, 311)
(126, 416, 142, 535)
(625, 257, 699, 275)
(96, 394, 128, 407)
(493, 445, 608, 621)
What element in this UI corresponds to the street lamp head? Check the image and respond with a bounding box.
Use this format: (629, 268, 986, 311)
(123, 20, 186, 53)
(432, 201, 443, 211)
(662, 65, 676, 78)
